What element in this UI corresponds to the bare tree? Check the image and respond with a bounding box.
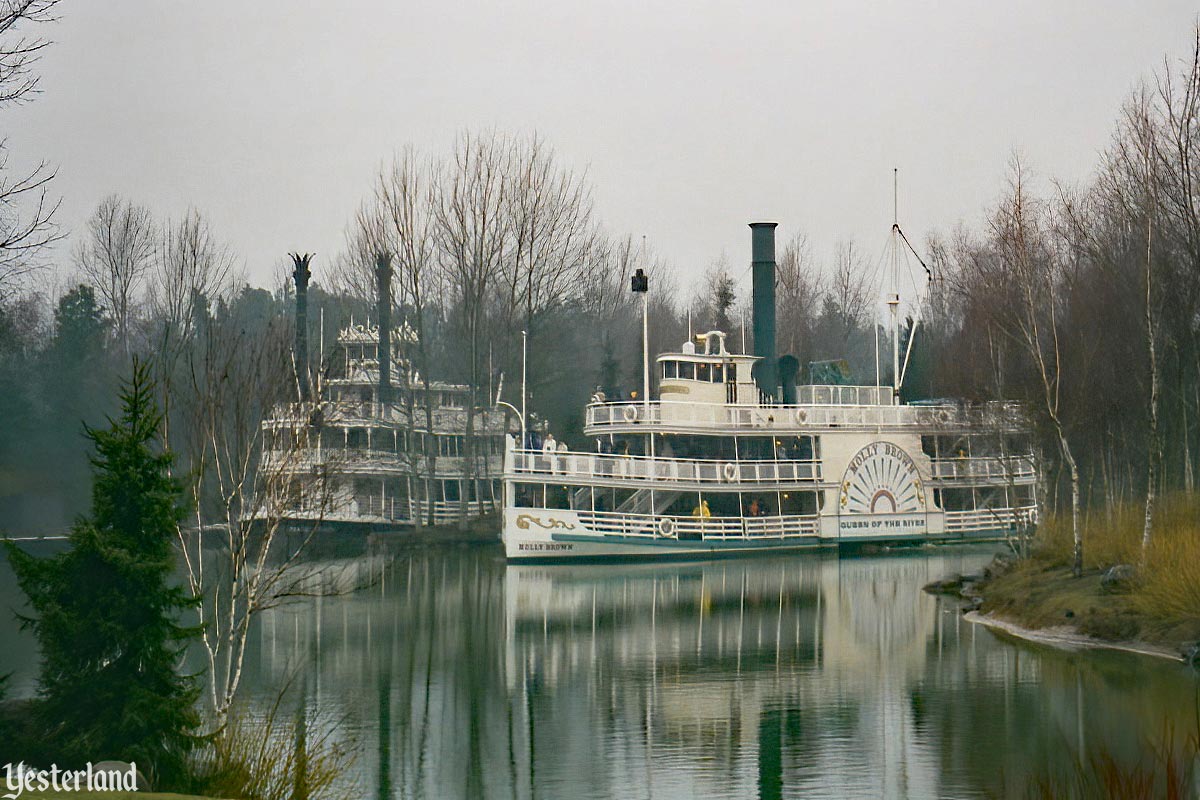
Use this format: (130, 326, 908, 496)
(433, 130, 510, 522)
(776, 230, 822, 359)
(172, 301, 343, 724)
(74, 195, 155, 354)
(149, 209, 237, 342)
(0, 0, 61, 296)
(501, 133, 595, 335)
(980, 159, 1084, 575)
(353, 148, 445, 525)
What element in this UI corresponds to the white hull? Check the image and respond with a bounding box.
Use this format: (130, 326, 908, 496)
(501, 507, 1020, 561)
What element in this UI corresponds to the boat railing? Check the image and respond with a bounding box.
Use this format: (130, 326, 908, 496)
(943, 506, 1038, 532)
(572, 509, 820, 540)
(263, 447, 503, 477)
(263, 401, 509, 429)
(796, 385, 895, 406)
(509, 448, 821, 484)
(930, 455, 1037, 481)
(585, 399, 1026, 431)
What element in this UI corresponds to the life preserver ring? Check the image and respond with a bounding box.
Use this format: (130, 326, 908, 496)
(936, 409, 951, 424)
(722, 462, 738, 482)
(622, 404, 639, 422)
(795, 408, 808, 424)
(658, 517, 676, 537)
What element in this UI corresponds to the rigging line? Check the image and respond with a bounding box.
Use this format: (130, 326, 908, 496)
(893, 228, 933, 392)
(891, 224, 932, 279)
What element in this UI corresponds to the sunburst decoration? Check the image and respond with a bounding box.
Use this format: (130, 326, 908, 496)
(840, 442, 925, 514)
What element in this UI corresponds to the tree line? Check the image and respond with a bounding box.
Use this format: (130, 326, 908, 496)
(909, 29, 1200, 568)
(4, 31, 1200, 559)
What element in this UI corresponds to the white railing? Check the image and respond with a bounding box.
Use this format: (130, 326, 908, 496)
(264, 448, 503, 478)
(797, 385, 894, 406)
(279, 498, 496, 525)
(931, 456, 1037, 482)
(510, 448, 821, 484)
(585, 400, 1027, 432)
(262, 401, 509, 431)
(355, 498, 497, 524)
(943, 506, 1037, 533)
(571, 509, 821, 540)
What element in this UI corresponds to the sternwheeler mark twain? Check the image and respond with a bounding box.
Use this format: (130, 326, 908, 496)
(501, 222, 1039, 560)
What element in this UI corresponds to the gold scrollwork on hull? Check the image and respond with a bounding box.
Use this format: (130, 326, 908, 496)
(515, 514, 577, 531)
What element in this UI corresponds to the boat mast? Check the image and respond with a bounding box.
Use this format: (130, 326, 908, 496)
(889, 168, 901, 397)
(641, 235, 650, 421)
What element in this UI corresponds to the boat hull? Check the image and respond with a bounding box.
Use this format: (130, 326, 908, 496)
(501, 508, 1012, 561)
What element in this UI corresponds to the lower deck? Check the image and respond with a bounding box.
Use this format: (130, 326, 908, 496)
(271, 474, 502, 528)
(502, 502, 1036, 560)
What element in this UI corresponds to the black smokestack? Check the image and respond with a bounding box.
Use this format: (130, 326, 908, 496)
(290, 252, 313, 402)
(750, 222, 778, 399)
(375, 252, 394, 404)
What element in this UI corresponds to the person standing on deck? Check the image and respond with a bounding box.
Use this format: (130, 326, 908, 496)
(543, 432, 558, 473)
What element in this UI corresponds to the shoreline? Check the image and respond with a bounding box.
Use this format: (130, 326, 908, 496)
(963, 610, 1185, 663)
(927, 550, 1200, 666)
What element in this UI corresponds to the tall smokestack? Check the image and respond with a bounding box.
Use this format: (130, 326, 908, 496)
(750, 222, 778, 399)
(290, 252, 313, 402)
(375, 252, 394, 404)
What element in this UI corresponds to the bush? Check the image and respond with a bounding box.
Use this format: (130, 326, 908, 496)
(185, 700, 357, 800)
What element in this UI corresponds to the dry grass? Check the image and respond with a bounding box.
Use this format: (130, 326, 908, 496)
(1023, 720, 1200, 799)
(1027, 493, 1200, 630)
(183, 701, 357, 800)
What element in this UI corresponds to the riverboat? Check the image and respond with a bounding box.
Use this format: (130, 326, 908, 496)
(261, 256, 507, 529)
(501, 222, 1038, 560)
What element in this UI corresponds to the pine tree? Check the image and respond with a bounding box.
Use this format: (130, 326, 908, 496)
(5, 359, 201, 785)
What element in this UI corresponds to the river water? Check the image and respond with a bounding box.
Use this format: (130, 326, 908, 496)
(3, 539, 1198, 798)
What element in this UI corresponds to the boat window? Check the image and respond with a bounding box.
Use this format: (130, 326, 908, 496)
(736, 436, 777, 460)
(513, 482, 541, 508)
(679, 361, 695, 380)
(696, 363, 711, 382)
(939, 487, 975, 511)
(779, 436, 814, 460)
(779, 491, 818, 515)
(702, 492, 739, 517)
(978, 486, 1008, 509)
(712, 364, 724, 383)
(663, 361, 678, 379)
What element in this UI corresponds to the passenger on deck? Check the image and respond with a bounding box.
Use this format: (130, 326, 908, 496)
(591, 385, 607, 403)
(692, 500, 712, 517)
(748, 497, 762, 517)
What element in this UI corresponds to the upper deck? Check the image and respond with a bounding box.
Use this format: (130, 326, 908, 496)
(584, 394, 1027, 437)
(587, 330, 1026, 436)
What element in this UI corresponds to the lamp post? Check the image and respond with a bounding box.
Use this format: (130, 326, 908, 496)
(495, 400, 524, 444)
(520, 329, 527, 446)
(632, 267, 651, 458)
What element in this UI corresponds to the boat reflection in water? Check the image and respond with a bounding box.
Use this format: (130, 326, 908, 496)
(241, 544, 1197, 799)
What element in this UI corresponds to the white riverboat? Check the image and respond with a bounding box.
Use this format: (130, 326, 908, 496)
(260, 255, 507, 530)
(501, 222, 1038, 560)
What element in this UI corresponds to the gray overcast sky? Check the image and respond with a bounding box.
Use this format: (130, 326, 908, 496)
(9, 1, 1199, 298)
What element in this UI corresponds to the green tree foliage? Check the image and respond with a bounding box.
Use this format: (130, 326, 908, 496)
(4, 359, 201, 784)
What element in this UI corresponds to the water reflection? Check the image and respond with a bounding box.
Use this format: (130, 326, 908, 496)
(235, 544, 1197, 799)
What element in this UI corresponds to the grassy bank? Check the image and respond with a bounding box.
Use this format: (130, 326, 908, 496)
(972, 495, 1200, 656)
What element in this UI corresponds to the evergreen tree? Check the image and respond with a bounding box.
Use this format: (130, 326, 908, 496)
(5, 359, 201, 785)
